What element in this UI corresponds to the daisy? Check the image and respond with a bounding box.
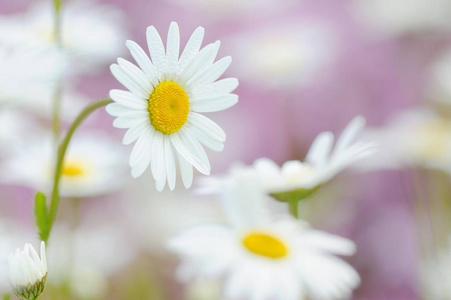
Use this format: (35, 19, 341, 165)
(199, 116, 373, 199)
(9, 242, 47, 300)
(169, 174, 360, 300)
(0, 0, 126, 73)
(229, 20, 336, 89)
(106, 22, 238, 191)
(0, 132, 127, 198)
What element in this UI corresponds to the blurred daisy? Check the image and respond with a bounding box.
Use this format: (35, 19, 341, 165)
(229, 20, 336, 89)
(200, 116, 373, 198)
(0, 133, 127, 198)
(352, 0, 451, 37)
(359, 109, 451, 172)
(0, 45, 65, 106)
(0, 0, 126, 73)
(170, 174, 360, 300)
(9, 242, 47, 300)
(107, 22, 238, 191)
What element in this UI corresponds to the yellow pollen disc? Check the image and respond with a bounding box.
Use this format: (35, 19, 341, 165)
(62, 163, 85, 177)
(242, 232, 288, 259)
(148, 81, 190, 134)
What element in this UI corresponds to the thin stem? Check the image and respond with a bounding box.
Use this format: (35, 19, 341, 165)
(288, 200, 299, 219)
(53, 0, 62, 46)
(51, 0, 63, 143)
(47, 98, 112, 239)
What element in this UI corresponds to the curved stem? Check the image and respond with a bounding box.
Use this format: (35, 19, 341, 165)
(47, 98, 112, 238)
(51, 0, 63, 143)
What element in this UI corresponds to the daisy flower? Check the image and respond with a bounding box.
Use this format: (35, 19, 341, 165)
(107, 22, 238, 191)
(229, 20, 336, 89)
(0, 132, 127, 198)
(9, 242, 47, 300)
(0, 0, 126, 73)
(169, 174, 360, 300)
(199, 116, 373, 199)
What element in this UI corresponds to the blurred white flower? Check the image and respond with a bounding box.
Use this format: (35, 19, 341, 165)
(9, 242, 47, 300)
(359, 109, 451, 172)
(200, 116, 373, 196)
(421, 243, 451, 299)
(351, 0, 451, 37)
(170, 174, 360, 300)
(0, 45, 66, 106)
(229, 20, 336, 88)
(0, 132, 127, 198)
(0, 0, 126, 73)
(107, 22, 238, 191)
(429, 49, 451, 104)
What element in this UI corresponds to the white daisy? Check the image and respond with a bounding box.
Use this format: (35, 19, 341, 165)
(199, 116, 373, 197)
(169, 174, 360, 300)
(229, 20, 336, 88)
(351, 0, 451, 37)
(0, 0, 126, 73)
(0, 45, 66, 106)
(0, 132, 127, 198)
(9, 241, 47, 300)
(358, 109, 451, 173)
(106, 22, 238, 191)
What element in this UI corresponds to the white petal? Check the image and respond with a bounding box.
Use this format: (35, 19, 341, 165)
(166, 22, 180, 73)
(188, 124, 224, 151)
(335, 116, 366, 153)
(187, 56, 232, 89)
(305, 131, 334, 167)
(113, 113, 149, 129)
(164, 137, 177, 190)
(190, 94, 238, 113)
(123, 120, 151, 145)
(117, 58, 153, 92)
(178, 41, 220, 84)
(151, 131, 166, 180)
(110, 64, 149, 99)
(131, 132, 153, 178)
(106, 103, 138, 117)
(146, 26, 166, 72)
(155, 178, 166, 191)
(170, 129, 210, 175)
(109, 89, 147, 109)
(191, 77, 239, 99)
(176, 150, 193, 189)
(129, 128, 153, 168)
(178, 26, 204, 72)
(126, 40, 160, 86)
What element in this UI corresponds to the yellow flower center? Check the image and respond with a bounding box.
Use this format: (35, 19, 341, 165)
(62, 162, 85, 177)
(148, 81, 190, 134)
(242, 232, 288, 259)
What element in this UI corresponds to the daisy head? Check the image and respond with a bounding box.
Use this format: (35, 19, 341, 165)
(170, 174, 360, 300)
(107, 22, 238, 191)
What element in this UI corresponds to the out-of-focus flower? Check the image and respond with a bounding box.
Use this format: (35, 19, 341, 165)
(0, 132, 127, 198)
(9, 242, 47, 300)
(421, 243, 451, 299)
(107, 22, 238, 191)
(229, 20, 336, 89)
(170, 174, 360, 300)
(0, 0, 126, 73)
(351, 0, 451, 37)
(200, 116, 373, 199)
(359, 109, 451, 173)
(429, 49, 451, 104)
(0, 45, 65, 106)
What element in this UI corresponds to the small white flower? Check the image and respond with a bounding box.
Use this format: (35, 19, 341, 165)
(9, 242, 47, 300)
(200, 116, 373, 196)
(0, 45, 66, 106)
(0, 132, 127, 198)
(107, 22, 238, 191)
(0, 0, 126, 73)
(229, 20, 336, 88)
(170, 175, 360, 300)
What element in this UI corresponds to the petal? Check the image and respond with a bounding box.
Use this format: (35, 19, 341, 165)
(305, 131, 334, 167)
(191, 77, 239, 99)
(151, 131, 166, 180)
(188, 112, 226, 141)
(117, 58, 153, 92)
(335, 116, 366, 153)
(187, 56, 232, 89)
(170, 129, 210, 175)
(109, 89, 147, 109)
(190, 94, 238, 113)
(106, 103, 138, 117)
(178, 26, 204, 72)
(146, 25, 166, 72)
(129, 128, 153, 168)
(123, 120, 151, 145)
(176, 150, 193, 189)
(110, 64, 149, 99)
(112, 113, 149, 129)
(178, 41, 220, 84)
(164, 137, 177, 190)
(166, 22, 180, 73)
(155, 178, 166, 191)
(130, 133, 153, 178)
(126, 40, 161, 86)
(188, 124, 224, 152)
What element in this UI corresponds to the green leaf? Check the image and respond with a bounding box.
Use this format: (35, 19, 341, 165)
(34, 192, 50, 242)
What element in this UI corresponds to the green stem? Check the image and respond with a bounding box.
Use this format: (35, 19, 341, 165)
(288, 200, 299, 219)
(53, 0, 62, 46)
(46, 98, 112, 240)
(51, 0, 63, 143)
